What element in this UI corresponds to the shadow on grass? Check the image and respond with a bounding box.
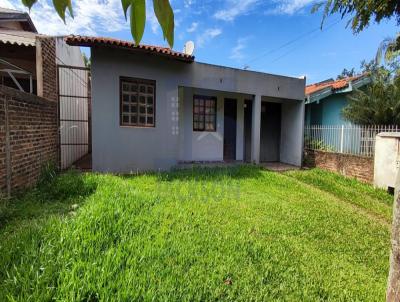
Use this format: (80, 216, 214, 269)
(156, 164, 265, 182)
(0, 170, 97, 229)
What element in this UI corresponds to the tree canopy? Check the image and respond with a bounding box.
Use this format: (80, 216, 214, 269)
(314, 0, 400, 34)
(342, 62, 400, 125)
(20, 0, 174, 47)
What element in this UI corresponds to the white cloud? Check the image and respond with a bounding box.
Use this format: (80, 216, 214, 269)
(147, 6, 160, 34)
(230, 37, 249, 61)
(214, 0, 259, 22)
(187, 22, 198, 33)
(267, 0, 315, 15)
(184, 0, 194, 8)
(196, 28, 222, 47)
(0, 0, 14, 9)
(2, 0, 127, 36)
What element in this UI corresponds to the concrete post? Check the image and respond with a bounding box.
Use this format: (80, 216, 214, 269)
(251, 94, 261, 164)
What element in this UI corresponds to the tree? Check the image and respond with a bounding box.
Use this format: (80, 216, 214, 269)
(342, 79, 400, 125)
(82, 53, 91, 69)
(337, 68, 355, 79)
(376, 33, 400, 65)
(388, 176, 400, 302)
(20, 0, 175, 47)
(314, 1, 400, 61)
(313, 0, 400, 34)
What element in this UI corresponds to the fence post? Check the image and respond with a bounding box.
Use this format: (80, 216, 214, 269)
(4, 96, 11, 198)
(340, 125, 344, 153)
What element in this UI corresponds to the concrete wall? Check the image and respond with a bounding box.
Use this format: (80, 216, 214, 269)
(179, 87, 248, 162)
(374, 134, 400, 189)
(280, 99, 305, 166)
(305, 94, 350, 126)
(91, 47, 305, 172)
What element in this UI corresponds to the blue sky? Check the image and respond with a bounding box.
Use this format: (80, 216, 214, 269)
(1, 0, 397, 83)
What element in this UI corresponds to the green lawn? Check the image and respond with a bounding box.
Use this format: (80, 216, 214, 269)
(0, 166, 393, 301)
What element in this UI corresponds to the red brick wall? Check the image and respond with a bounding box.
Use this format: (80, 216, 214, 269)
(38, 37, 57, 102)
(304, 149, 374, 183)
(0, 97, 5, 193)
(0, 85, 58, 195)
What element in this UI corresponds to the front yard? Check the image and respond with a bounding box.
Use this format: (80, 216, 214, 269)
(0, 166, 393, 301)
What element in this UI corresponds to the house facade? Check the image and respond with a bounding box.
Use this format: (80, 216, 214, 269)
(67, 36, 305, 172)
(305, 75, 370, 126)
(0, 7, 89, 169)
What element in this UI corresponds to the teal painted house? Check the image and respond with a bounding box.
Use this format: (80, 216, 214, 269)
(305, 75, 370, 125)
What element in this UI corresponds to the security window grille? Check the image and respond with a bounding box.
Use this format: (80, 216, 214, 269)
(120, 77, 155, 127)
(193, 95, 217, 131)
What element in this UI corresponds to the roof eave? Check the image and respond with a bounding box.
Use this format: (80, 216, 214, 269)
(66, 38, 195, 63)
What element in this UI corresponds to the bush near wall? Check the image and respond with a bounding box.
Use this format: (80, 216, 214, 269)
(0, 85, 58, 196)
(303, 149, 374, 183)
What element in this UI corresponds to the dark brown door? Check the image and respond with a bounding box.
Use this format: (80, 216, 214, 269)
(260, 102, 281, 162)
(224, 99, 237, 161)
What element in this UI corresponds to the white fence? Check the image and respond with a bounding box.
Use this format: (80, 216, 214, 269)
(304, 125, 400, 157)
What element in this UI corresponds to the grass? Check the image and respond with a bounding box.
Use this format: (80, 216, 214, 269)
(0, 166, 393, 301)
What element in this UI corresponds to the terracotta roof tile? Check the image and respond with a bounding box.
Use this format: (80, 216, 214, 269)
(65, 35, 194, 62)
(305, 74, 366, 96)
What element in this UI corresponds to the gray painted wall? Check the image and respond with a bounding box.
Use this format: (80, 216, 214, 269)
(179, 87, 248, 162)
(90, 47, 305, 172)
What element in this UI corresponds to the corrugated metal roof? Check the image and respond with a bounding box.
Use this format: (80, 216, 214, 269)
(0, 30, 37, 46)
(65, 35, 195, 62)
(0, 8, 37, 33)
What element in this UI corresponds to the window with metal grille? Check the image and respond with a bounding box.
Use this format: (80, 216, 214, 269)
(120, 77, 155, 127)
(193, 95, 217, 131)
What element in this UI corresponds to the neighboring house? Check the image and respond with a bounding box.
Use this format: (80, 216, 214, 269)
(66, 35, 305, 172)
(305, 74, 370, 125)
(0, 7, 89, 169)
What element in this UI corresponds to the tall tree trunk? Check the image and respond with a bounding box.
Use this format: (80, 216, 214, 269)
(387, 169, 400, 301)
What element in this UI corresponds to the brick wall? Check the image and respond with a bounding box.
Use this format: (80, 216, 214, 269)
(0, 85, 58, 195)
(304, 149, 374, 183)
(0, 97, 5, 193)
(38, 36, 57, 102)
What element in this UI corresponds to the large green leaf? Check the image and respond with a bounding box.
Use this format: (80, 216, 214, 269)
(52, 0, 74, 22)
(121, 0, 131, 20)
(21, 0, 37, 9)
(153, 0, 174, 47)
(130, 0, 146, 45)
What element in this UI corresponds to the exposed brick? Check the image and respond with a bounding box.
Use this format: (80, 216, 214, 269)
(0, 85, 58, 194)
(38, 37, 57, 102)
(304, 149, 374, 183)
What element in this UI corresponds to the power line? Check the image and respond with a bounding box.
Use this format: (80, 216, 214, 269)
(269, 18, 342, 64)
(242, 17, 342, 69)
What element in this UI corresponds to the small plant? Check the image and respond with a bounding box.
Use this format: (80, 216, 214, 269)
(38, 161, 58, 187)
(305, 136, 335, 152)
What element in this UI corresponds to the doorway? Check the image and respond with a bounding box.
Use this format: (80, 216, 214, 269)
(260, 102, 281, 162)
(224, 99, 237, 161)
(244, 100, 252, 162)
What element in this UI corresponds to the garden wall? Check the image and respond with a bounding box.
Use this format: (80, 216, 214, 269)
(303, 149, 374, 183)
(0, 85, 58, 197)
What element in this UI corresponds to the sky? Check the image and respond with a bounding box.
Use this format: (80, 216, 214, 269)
(0, 0, 398, 84)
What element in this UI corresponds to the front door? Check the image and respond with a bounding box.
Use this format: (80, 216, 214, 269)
(224, 99, 237, 161)
(260, 102, 281, 162)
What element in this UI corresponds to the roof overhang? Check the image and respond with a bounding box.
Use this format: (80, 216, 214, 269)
(65, 35, 195, 63)
(0, 10, 37, 33)
(0, 30, 37, 46)
(305, 75, 371, 104)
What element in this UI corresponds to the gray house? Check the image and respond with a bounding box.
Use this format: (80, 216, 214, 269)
(66, 35, 305, 172)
